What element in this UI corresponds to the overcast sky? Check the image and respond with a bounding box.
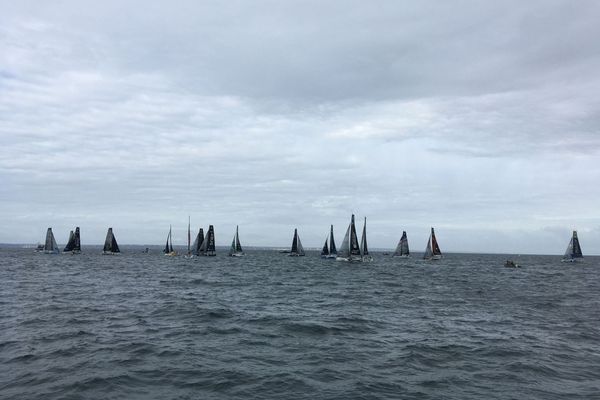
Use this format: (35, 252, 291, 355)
(1, 0, 599, 254)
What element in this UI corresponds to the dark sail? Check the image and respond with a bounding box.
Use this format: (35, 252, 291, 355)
(229, 226, 244, 256)
(103, 228, 119, 253)
(199, 225, 216, 256)
(350, 215, 361, 256)
(74, 227, 81, 252)
(163, 235, 170, 253)
(361, 217, 369, 256)
(63, 230, 75, 252)
(431, 228, 441, 256)
(563, 230, 583, 261)
(193, 228, 205, 255)
(321, 239, 329, 256)
(329, 225, 337, 255)
(291, 229, 298, 253)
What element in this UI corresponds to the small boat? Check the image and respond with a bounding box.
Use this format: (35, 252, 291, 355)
(228, 225, 244, 257)
(63, 227, 81, 254)
(43, 228, 59, 254)
(103, 227, 120, 255)
(192, 228, 205, 256)
(289, 228, 305, 256)
(198, 225, 216, 256)
(423, 227, 442, 260)
(562, 230, 584, 263)
(393, 231, 410, 258)
(336, 214, 362, 262)
(163, 225, 177, 256)
(320, 225, 337, 259)
(34, 243, 44, 252)
(504, 260, 520, 268)
(361, 217, 373, 262)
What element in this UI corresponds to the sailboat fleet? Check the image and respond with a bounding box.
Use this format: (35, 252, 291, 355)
(34, 219, 588, 263)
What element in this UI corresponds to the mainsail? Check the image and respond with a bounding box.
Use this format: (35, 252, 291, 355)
(198, 225, 216, 256)
(63, 230, 75, 252)
(336, 214, 362, 261)
(103, 227, 120, 254)
(44, 227, 59, 254)
(73, 227, 81, 253)
(393, 231, 409, 257)
(163, 225, 174, 254)
(423, 227, 442, 260)
(289, 228, 305, 256)
(329, 224, 337, 256)
(321, 238, 329, 257)
(192, 228, 205, 256)
(361, 217, 372, 261)
(229, 225, 244, 256)
(562, 230, 583, 262)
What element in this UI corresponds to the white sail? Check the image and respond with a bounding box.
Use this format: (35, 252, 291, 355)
(44, 228, 59, 254)
(336, 215, 362, 262)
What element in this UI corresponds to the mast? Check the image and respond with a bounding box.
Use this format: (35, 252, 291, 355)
(169, 225, 173, 253)
(187, 217, 191, 256)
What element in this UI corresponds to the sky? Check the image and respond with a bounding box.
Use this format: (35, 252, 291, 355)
(1, 0, 600, 254)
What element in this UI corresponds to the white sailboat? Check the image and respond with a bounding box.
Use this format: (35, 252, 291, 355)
(562, 230, 583, 263)
(336, 214, 362, 262)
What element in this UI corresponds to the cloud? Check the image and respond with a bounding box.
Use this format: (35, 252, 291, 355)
(1, 1, 600, 254)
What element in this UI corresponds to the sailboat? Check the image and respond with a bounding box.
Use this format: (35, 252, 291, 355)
(43, 227, 59, 254)
(192, 228, 205, 256)
(393, 231, 410, 257)
(184, 217, 193, 258)
(102, 227, 120, 255)
(361, 217, 373, 262)
(320, 225, 337, 259)
(228, 225, 244, 257)
(163, 225, 177, 256)
(423, 227, 442, 260)
(198, 225, 216, 256)
(289, 228, 305, 256)
(63, 227, 81, 254)
(562, 230, 583, 263)
(336, 214, 362, 262)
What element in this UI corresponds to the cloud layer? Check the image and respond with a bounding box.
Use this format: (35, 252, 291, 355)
(1, 1, 600, 253)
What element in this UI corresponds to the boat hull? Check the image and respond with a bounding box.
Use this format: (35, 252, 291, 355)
(424, 255, 442, 260)
(561, 258, 583, 263)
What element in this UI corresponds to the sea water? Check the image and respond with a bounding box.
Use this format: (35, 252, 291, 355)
(1, 248, 599, 399)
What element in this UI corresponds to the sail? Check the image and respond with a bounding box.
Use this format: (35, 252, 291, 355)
(329, 225, 337, 255)
(424, 228, 441, 259)
(193, 228, 205, 255)
(103, 228, 120, 253)
(44, 228, 59, 253)
(187, 217, 191, 255)
(338, 224, 351, 258)
(350, 215, 361, 256)
(361, 217, 369, 256)
(336, 215, 361, 260)
(291, 229, 299, 253)
(163, 230, 170, 254)
(169, 225, 173, 253)
(63, 230, 75, 252)
(229, 226, 243, 256)
(394, 231, 409, 256)
(199, 225, 215, 256)
(74, 227, 81, 252)
(296, 233, 305, 256)
(564, 230, 583, 260)
(321, 238, 329, 256)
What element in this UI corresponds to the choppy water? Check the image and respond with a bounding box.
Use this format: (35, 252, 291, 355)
(1, 248, 599, 399)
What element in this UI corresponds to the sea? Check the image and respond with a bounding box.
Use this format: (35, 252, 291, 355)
(1, 247, 599, 399)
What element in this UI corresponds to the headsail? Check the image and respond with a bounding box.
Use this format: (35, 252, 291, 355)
(63, 230, 75, 252)
(44, 228, 59, 254)
(193, 228, 205, 256)
(321, 238, 329, 257)
(393, 231, 410, 257)
(361, 217, 372, 261)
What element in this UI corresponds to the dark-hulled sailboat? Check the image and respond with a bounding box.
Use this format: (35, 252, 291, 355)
(103, 227, 120, 255)
(228, 225, 244, 257)
(320, 225, 337, 259)
(43, 227, 59, 254)
(562, 230, 583, 263)
(423, 227, 442, 260)
(63, 227, 81, 254)
(192, 228, 205, 256)
(361, 217, 373, 262)
(163, 225, 177, 256)
(289, 228, 305, 256)
(198, 225, 216, 256)
(393, 231, 409, 258)
(336, 214, 362, 262)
